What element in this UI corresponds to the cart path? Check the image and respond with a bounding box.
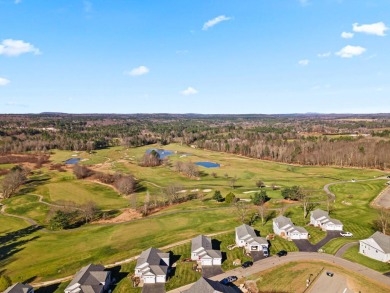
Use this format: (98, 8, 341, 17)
(335, 241, 358, 257)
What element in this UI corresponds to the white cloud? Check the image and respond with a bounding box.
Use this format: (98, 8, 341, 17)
(125, 66, 150, 77)
(317, 52, 331, 58)
(341, 32, 354, 39)
(335, 45, 366, 58)
(298, 59, 309, 66)
(352, 22, 388, 36)
(14, 0, 22, 4)
(0, 77, 10, 86)
(0, 39, 40, 57)
(181, 87, 198, 96)
(202, 15, 232, 31)
(299, 0, 310, 6)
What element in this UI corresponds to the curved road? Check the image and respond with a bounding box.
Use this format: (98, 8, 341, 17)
(168, 252, 390, 293)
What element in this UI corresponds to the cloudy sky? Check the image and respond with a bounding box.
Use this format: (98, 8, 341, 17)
(0, 0, 389, 114)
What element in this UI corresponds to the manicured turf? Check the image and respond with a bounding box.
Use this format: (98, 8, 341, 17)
(243, 261, 390, 293)
(0, 213, 29, 234)
(343, 245, 390, 273)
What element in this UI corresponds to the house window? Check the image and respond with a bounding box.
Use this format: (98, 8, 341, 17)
(376, 250, 378, 253)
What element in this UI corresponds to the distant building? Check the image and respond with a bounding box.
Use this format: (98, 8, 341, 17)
(273, 216, 309, 240)
(235, 224, 268, 251)
(310, 209, 343, 231)
(182, 277, 237, 293)
(359, 232, 390, 262)
(135, 247, 170, 284)
(64, 264, 111, 293)
(191, 235, 222, 266)
(3, 283, 34, 293)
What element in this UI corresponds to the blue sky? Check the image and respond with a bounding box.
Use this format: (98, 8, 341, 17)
(0, 0, 389, 114)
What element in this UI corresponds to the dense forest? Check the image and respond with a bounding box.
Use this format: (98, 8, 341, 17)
(1, 113, 390, 169)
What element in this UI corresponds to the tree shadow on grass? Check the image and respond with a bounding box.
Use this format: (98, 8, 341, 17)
(109, 265, 129, 292)
(167, 251, 181, 278)
(0, 225, 41, 269)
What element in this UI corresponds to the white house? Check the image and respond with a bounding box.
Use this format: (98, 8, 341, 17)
(135, 247, 170, 284)
(235, 224, 268, 251)
(191, 235, 222, 266)
(359, 232, 390, 262)
(273, 216, 309, 240)
(64, 264, 111, 293)
(310, 209, 343, 231)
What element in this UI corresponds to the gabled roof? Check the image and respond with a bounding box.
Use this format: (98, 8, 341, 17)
(371, 231, 390, 253)
(311, 209, 343, 226)
(273, 216, 294, 229)
(236, 224, 257, 239)
(293, 226, 308, 234)
(191, 235, 212, 252)
(184, 277, 237, 293)
(65, 264, 109, 293)
(136, 247, 169, 267)
(4, 283, 33, 293)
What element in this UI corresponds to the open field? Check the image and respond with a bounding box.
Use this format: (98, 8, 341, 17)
(242, 260, 390, 293)
(0, 144, 389, 286)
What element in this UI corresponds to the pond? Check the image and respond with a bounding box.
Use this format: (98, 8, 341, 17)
(64, 158, 81, 164)
(146, 149, 173, 159)
(195, 161, 220, 168)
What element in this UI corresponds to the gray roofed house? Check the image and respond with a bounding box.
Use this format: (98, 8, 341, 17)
(273, 215, 308, 240)
(183, 277, 238, 293)
(359, 231, 390, 262)
(191, 235, 222, 266)
(4, 283, 34, 293)
(64, 264, 111, 293)
(135, 247, 170, 284)
(310, 209, 343, 231)
(235, 224, 268, 252)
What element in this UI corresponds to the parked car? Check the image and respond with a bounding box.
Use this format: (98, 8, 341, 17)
(276, 250, 288, 257)
(241, 261, 253, 268)
(262, 247, 269, 257)
(220, 276, 238, 284)
(340, 231, 353, 237)
(351, 179, 356, 182)
(387, 175, 390, 179)
(326, 271, 334, 277)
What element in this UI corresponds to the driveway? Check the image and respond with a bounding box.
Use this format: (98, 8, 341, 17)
(251, 251, 267, 262)
(293, 231, 341, 252)
(142, 283, 166, 293)
(202, 265, 224, 278)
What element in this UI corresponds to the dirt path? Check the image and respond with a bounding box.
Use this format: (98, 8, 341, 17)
(371, 185, 390, 209)
(168, 252, 390, 292)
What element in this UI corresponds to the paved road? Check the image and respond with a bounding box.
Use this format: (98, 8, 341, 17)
(372, 185, 390, 209)
(167, 252, 390, 293)
(335, 241, 358, 258)
(293, 231, 341, 252)
(309, 271, 353, 293)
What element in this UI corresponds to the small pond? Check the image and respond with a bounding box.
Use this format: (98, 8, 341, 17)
(146, 149, 173, 159)
(195, 161, 220, 168)
(65, 158, 81, 164)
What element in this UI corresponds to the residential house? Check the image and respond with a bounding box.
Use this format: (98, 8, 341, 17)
(359, 231, 390, 262)
(182, 277, 238, 293)
(64, 264, 111, 293)
(310, 209, 343, 231)
(273, 216, 309, 240)
(4, 283, 34, 293)
(235, 224, 268, 252)
(134, 247, 170, 284)
(191, 235, 222, 266)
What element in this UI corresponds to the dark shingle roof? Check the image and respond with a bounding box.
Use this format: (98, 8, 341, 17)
(184, 277, 238, 293)
(191, 235, 212, 252)
(65, 264, 109, 293)
(4, 283, 33, 293)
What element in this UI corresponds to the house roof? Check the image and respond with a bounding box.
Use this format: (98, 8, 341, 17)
(236, 224, 257, 239)
(371, 231, 390, 254)
(273, 216, 294, 229)
(191, 235, 212, 252)
(311, 209, 329, 220)
(184, 277, 237, 293)
(4, 283, 33, 293)
(136, 247, 169, 267)
(294, 226, 308, 234)
(65, 264, 109, 293)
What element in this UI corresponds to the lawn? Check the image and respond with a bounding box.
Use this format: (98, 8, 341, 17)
(343, 245, 390, 273)
(242, 260, 390, 293)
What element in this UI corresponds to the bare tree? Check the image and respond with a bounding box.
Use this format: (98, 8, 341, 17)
(143, 191, 150, 216)
(164, 183, 183, 204)
(73, 165, 93, 179)
(229, 175, 238, 189)
(258, 201, 269, 226)
(1, 168, 27, 199)
(174, 161, 184, 173)
(80, 201, 99, 223)
(114, 175, 136, 195)
(234, 201, 250, 223)
(377, 208, 390, 235)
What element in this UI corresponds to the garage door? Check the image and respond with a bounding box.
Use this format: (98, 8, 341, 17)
(156, 275, 166, 283)
(213, 258, 222, 265)
(143, 276, 155, 284)
(290, 233, 299, 239)
(202, 259, 213, 266)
